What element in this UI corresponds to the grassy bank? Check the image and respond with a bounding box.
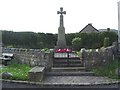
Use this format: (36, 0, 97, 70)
(91, 58, 120, 79)
(0, 62, 32, 81)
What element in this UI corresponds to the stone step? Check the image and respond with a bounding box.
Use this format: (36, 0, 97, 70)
(53, 62, 81, 64)
(53, 60, 68, 63)
(54, 57, 80, 60)
(45, 71, 94, 76)
(53, 59, 81, 63)
(51, 67, 86, 72)
(69, 60, 81, 62)
(53, 63, 82, 67)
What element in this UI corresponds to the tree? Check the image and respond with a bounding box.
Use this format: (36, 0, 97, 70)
(104, 37, 110, 47)
(2, 30, 117, 49)
(72, 37, 82, 51)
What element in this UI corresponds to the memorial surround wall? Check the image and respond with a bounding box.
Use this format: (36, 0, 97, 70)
(3, 42, 117, 69)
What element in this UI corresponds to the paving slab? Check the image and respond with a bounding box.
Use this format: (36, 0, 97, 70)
(41, 76, 119, 86)
(1, 76, 119, 88)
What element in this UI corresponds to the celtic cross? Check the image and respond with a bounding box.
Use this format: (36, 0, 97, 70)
(57, 7, 66, 27)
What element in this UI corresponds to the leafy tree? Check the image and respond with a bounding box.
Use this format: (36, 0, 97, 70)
(72, 37, 82, 50)
(104, 37, 110, 47)
(66, 33, 75, 46)
(2, 30, 117, 49)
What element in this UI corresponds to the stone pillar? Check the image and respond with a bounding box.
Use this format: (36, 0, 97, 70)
(81, 48, 86, 67)
(43, 52, 53, 71)
(118, 1, 120, 52)
(0, 31, 2, 65)
(0, 31, 2, 90)
(57, 26, 67, 49)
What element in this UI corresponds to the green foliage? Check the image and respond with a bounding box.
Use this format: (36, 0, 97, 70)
(66, 33, 75, 46)
(41, 48, 50, 52)
(2, 31, 56, 49)
(92, 58, 120, 79)
(6, 45, 13, 48)
(104, 37, 110, 47)
(1, 62, 32, 81)
(73, 31, 117, 50)
(72, 37, 82, 50)
(2, 30, 117, 49)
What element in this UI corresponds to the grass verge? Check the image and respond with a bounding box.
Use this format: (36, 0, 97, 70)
(0, 62, 32, 81)
(91, 58, 120, 80)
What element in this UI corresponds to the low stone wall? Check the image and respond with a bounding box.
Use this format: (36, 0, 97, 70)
(3, 48, 53, 71)
(81, 43, 117, 68)
(2, 41, 117, 69)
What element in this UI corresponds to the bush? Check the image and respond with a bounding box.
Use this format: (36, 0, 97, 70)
(72, 37, 82, 50)
(73, 31, 117, 49)
(104, 37, 110, 47)
(41, 48, 50, 52)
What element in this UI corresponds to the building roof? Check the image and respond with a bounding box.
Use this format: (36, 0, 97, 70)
(80, 23, 99, 33)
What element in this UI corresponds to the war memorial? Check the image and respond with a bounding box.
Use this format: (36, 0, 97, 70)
(1, 3, 120, 89)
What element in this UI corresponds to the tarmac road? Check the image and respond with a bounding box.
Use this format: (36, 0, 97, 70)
(1, 81, 120, 89)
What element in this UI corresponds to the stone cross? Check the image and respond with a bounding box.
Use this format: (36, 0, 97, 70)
(55, 7, 67, 49)
(118, 1, 120, 52)
(57, 7, 66, 27)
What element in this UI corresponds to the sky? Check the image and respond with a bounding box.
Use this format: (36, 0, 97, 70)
(0, 0, 119, 34)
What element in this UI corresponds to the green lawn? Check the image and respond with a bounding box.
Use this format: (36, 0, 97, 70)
(91, 58, 120, 79)
(1, 58, 120, 81)
(0, 62, 32, 81)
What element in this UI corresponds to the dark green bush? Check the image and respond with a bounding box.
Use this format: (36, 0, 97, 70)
(73, 31, 117, 50)
(2, 30, 117, 49)
(72, 37, 82, 50)
(104, 37, 110, 47)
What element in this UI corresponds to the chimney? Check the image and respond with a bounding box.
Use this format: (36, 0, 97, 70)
(88, 23, 92, 25)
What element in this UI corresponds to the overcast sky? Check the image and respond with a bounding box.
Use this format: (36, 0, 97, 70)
(0, 0, 119, 33)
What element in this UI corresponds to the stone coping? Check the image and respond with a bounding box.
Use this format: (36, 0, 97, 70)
(1, 78, 119, 87)
(28, 66, 45, 72)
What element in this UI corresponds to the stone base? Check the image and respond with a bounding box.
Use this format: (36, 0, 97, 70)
(54, 46, 72, 50)
(54, 46, 68, 50)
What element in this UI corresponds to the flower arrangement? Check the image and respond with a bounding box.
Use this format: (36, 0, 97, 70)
(55, 48, 71, 53)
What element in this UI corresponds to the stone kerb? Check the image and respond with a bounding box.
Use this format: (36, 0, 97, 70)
(81, 45, 116, 69)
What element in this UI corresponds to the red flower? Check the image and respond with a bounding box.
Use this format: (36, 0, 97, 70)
(55, 48, 71, 53)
